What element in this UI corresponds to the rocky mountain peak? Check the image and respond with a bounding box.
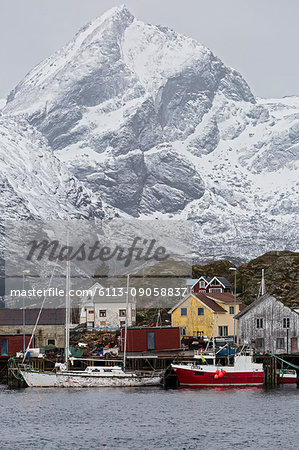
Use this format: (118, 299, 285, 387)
(1, 7, 299, 261)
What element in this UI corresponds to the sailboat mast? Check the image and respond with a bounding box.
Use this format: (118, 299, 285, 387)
(212, 312, 215, 354)
(65, 231, 71, 367)
(123, 274, 130, 370)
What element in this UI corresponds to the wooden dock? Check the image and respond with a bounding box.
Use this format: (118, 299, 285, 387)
(3, 351, 299, 389)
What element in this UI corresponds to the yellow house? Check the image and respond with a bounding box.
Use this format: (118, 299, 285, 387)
(169, 292, 244, 338)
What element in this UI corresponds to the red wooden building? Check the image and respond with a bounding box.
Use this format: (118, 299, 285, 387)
(192, 276, 212, 293)
(192, 276, 232, 294)
(0, 335, 32, 358)
(121, 327, 181, 352)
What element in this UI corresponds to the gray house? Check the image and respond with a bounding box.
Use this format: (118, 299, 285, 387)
(236, 294, 299, 354)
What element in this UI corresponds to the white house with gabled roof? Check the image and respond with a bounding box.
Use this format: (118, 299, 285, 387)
(79, 282, 136, 329)
(206, 276, 232, 294)
(188, 276, 232, 294)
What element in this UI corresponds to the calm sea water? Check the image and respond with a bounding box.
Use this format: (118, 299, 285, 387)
(0, 384, 298, 450)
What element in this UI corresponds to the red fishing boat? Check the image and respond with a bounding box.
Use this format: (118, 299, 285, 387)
(279, 370, 297, 384)
(172, 355, 264, 387)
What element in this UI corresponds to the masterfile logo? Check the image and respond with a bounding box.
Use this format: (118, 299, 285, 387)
(26, 237, 169, 267)
(4, 219, 192, 307)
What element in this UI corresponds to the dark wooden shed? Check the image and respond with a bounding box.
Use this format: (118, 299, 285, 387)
(0, 335, 32, 358)
(121, 326, 181, 352)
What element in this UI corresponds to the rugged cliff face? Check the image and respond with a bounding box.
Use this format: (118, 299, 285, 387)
(2, 5, 299, 261)
(0, 116, 103, 220)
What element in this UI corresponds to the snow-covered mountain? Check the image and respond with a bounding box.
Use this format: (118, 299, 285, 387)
(0, 116, 103, 220)
(2, 5, 299, 260)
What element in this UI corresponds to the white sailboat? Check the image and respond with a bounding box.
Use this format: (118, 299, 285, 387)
(21, 364, 162, 388)
(20, 248, 162, 388)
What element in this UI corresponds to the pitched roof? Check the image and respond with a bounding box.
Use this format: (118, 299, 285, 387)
(196, 276, 212, 283)
(217, 277, 232, 288)
(194, 293, 226, 313)
(0, 309, 65, 325)
(92, 294, 134, 304)
(235, 295, 299, 318)
(186, 278, 200, 286)
(168, 293, 226, 314)
(80, 282, 135, 305)
(239, 303, 247, 312)
(206, 293, 243, 304)
(207, 276, 232, 288)
(186, 277, 211, 287)
(235, 294, 272, 319)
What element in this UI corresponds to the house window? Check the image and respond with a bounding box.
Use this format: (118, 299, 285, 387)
(198, 307, 204, 316)
(181, 307, 187, 316)
(99, 310, 106, 317)
(229, 306, 234, 314)
(88, 310, 94, 315)
(200, 281, 205, 288)
(119, 310, 126, 317)
(210, 288, 222, 293)
(283, 318, 290, 329)
(256, 318, 264, 329)
(0, 339, 8, 356)
(180, 327, 187, 336)
(218, 326, 228, 337)
(276, 338, 285, 350)
(256, 338, 264, 349)
(120, 321, 126, 327)
(47, 339, 55, 346)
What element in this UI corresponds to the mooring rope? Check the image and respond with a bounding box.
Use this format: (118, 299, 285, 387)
(268, 352, 299, 370)
(8, 358, 24, 381)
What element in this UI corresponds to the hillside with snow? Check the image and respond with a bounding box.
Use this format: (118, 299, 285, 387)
(2, 5, 299, 261)
(0, 117, 103, 220)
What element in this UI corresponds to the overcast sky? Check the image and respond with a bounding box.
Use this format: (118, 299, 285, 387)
(0, 0, 298, 99)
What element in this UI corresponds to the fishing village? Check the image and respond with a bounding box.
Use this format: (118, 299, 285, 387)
(1, 2, 298, 449)
(1, 251, 298, 390)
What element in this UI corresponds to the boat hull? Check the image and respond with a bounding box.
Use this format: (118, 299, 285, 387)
(280, 375, 297, 384)
(172, 365, 264, 387)
(20, 370, 161, 388)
